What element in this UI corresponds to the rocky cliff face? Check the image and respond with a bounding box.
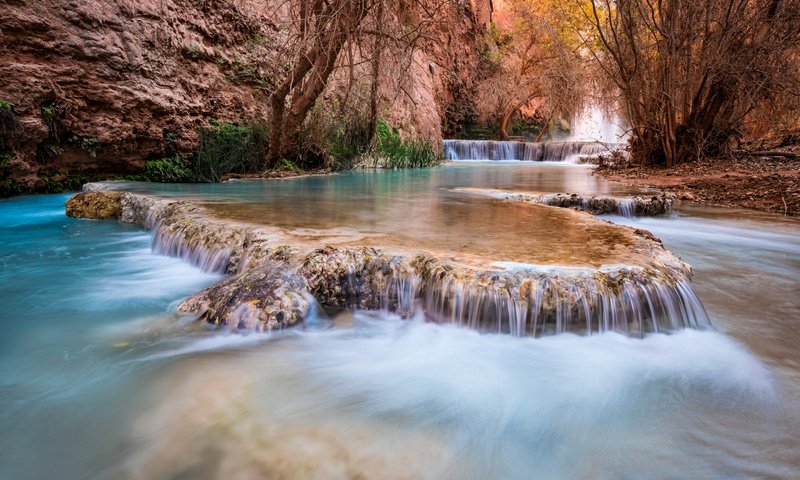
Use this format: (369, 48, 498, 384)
(375, 0, 492, 142)
(0, 0, 490, 196)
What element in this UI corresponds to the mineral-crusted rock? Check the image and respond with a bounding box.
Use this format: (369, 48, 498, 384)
(452, 188, 674, 217)
(67, 190, 709, 336)
(179, 261, 310, 331)
(65, 191, 122, 219)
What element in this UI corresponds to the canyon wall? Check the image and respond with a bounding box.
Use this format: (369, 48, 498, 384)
(0, 0, 490, 195)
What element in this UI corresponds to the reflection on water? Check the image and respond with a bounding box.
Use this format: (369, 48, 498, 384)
(1, 166, 799, 479)
(124, 164, 653, 267)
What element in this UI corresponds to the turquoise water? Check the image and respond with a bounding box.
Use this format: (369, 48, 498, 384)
(1, 165, 798, 479)
(0, 193, 221, 479)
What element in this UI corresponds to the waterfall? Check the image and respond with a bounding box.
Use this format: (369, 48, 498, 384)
(570, 106, 627, 143)
(151, 220, 232, 274)
(118, 192, 707, 338)
(373, 269, 710, 338)
(301, 249, 711, 338)
(443, 140, 616, 162)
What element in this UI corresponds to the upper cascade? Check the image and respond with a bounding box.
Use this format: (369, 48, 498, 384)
(443, 140, 619, 162)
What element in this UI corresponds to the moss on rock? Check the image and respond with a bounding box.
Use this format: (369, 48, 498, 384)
(65, 191, 123, 219)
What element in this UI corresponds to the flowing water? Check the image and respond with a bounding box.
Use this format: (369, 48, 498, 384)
(1, 164, 798, 479)
(443, 140, 616, 162)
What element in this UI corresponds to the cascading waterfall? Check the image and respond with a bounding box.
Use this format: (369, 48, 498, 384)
(131, 193, 709, 338)
(368, 267, 710, 338)
(302, 249, 710, 338)
(150, 221, 232, 274)
(443, 140, 617, 162)
(526, 193, 659, 217)
(570, 106, 628, 144)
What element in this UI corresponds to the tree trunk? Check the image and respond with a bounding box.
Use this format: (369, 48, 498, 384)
(499, 104, 516, 140)
(535, 110, 554, 142)
(266, 0, 372, 167)
(367, 0, 385, 147)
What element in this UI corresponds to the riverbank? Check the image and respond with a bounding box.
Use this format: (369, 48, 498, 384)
(595, 153, 800, 216)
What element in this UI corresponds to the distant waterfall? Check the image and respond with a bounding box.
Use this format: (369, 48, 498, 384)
(443, 140, 616, 162)
(570, 106, 627, 144)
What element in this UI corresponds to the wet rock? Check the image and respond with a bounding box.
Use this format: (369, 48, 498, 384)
(452, 188, 673, 217)
(521, 192, 673, 216)
(65, 191, 122, 219)
(179, 261, 309, 331)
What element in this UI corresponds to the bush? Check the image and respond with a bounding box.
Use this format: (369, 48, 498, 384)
(194, 120, 268, 181)
(375, 120, 441, 169)
(326, 113, 371, 170)
(144, 156, 195, 183)
(0, 99, 22, 139)
(0, 178, 24, 198)
(299, 97, 372, 171)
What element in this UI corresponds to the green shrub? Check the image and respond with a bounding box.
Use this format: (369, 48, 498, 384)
(194, 120, 268, 182)
(226, 55, 272, 92)
(61, 173, 91, 191)
(0, 178, 24, 198)
(326, 115, 371, 170)
(297, 96, 372, 170)
(279, 158, 302, 173)
(0, 99, 21, 138)
(144, 156, 195, 183)
(375, 120, 441, 169)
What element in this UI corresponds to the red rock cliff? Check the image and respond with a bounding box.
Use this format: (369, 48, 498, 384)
(0, 0, 490, 195)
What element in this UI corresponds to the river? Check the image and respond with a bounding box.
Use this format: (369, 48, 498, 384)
(1, 162, 798, 479)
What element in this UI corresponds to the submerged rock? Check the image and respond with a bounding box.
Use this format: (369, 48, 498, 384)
(65, 191, 123, 219)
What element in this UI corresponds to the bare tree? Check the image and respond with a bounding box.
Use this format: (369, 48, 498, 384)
(266, 0, 464, 167)
(583, 0, 800, 166)
(267, 0, 376, 166)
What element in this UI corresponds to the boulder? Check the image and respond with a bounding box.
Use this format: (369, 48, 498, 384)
(65, 191, 122, 219)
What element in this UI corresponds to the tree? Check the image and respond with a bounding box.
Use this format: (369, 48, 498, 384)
(267, 0, 375, 167)
(477, 0, 586, 140)
(582, 0, 800, 166)
(266, 0, 462, 167)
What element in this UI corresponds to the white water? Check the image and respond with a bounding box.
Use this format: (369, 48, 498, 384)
(570, 105, 628, 143)
(443, 139, 613, 162)
(444, 106, 626, 163)
(114, 312, 778, 479)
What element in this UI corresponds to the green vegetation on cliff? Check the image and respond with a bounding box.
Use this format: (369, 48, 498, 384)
(195, 121, 269, 182)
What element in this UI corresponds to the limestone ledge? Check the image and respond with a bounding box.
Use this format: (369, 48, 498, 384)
(64, 190, 708, 336)
(452, 188, 674, 217)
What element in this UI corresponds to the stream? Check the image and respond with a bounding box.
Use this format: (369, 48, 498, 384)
(1, 162, 798, 479)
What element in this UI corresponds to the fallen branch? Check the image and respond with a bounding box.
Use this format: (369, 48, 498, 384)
(735, 150, 799, 159)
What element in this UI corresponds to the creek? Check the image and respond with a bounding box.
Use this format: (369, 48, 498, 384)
(1, 162, 797, 479)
